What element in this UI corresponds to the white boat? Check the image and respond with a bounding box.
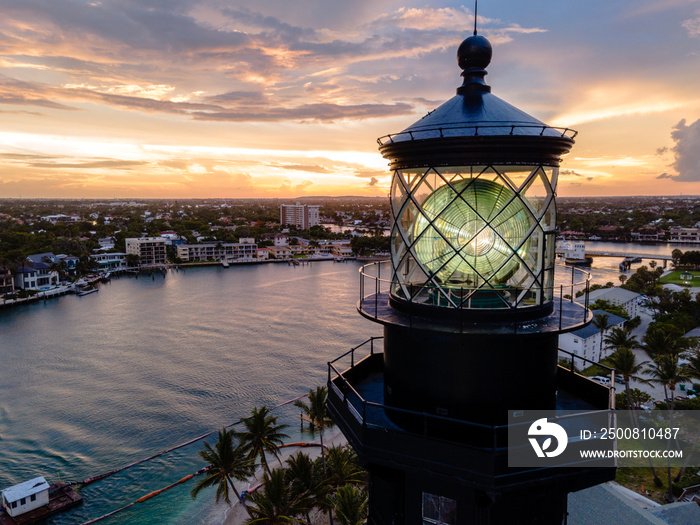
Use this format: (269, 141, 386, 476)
(77, 288, 98, 296)
(557, 240, 592, 266)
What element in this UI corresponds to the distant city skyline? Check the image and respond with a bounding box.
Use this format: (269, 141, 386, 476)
(1, 0, 700, 199)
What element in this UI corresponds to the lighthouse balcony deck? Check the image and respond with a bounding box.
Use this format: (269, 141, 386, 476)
(327, 337, 615, 490)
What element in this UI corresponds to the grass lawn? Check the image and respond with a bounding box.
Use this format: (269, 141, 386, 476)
(616, 465, 700, 504)
(658, 270, 700, 287)
(616, 467, 669, 503)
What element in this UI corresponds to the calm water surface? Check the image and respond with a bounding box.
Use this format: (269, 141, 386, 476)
(0, 243, 686, 523)
(1, 261, 374, 524)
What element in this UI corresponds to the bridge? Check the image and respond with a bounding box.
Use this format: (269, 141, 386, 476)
(555, 248, 673, 269)
(583, 251, 672, 261)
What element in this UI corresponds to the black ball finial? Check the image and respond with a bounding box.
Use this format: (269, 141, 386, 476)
(457, 34, 492, 71)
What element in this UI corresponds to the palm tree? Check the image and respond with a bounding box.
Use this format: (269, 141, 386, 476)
(324, 445, 367, 493)
(245, 468, 308, 525)
(295, 387, 334, 476)
(607, 347, 647, 404)
(317, 445, 366, 525)
(646, 355, 691, 412)
(604, 326, 637, 354)
(285, 451, 326, 525)
(592, 312, 610, 362)
(191, 427, 255, 516)
(238, 406, 290, 476)
(642, 329, 681, 360)
(645, 354, 691, 501)
(331, 484, 368, 525)
(605, 346, 660, 484)
(684, 349, 700, 380)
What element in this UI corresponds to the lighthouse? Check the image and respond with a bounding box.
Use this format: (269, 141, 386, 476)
(327, 31, 615, 525)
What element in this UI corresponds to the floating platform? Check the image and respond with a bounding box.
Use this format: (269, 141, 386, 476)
(0, 483, 82, 525)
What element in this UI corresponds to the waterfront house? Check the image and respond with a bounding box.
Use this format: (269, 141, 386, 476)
(669, 225, 700, 243)
(331, 242, 353, 257)
(559, 310, 627, 362)
(14, 262, 58, 290)
(0, 267, 14, 295)
(266, 245, 291, 259)
(1, 476, 49, 518)
(90, 252, 128, 269)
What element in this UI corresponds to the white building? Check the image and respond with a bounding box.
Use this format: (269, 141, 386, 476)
(280, 203, 320, 230)
(176, 242, 258, 262)
(14, 262, 58, 290)
(559, 310, 627, 363)
(669, 225, 700, 243)
(331, 242, 353, 257)
(125, 237, 167, 266)
(90, 252, 128, 269)
(577, 287, 642, 318)
(2, 476, 50, 518)
(267, 245, 292, 259)
(274, 233, 289, 246)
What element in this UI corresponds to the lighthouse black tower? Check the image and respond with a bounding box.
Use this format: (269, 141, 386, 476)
(327, 32, 615, 525)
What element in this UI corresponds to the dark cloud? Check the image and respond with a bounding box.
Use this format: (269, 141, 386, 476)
(368, 177, 378, 186)
(206, 91, 269, 105)
(192, 102, 414, 122)
(656, 172, 673, 179)
(0, 77, 79, 110)
(560, 169, 582, 177)
(222, 7, 318, 42)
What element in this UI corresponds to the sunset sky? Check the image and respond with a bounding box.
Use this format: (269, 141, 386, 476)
(1, 0, 700, 199)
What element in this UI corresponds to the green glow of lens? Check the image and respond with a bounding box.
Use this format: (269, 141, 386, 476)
(412, 178, 531, 285)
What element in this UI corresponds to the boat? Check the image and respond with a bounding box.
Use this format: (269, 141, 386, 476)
(558, 240, 592, 266)
(1, 479, 82, 525)
(221, 261, 230, 268)
(77, 288, 98, 296)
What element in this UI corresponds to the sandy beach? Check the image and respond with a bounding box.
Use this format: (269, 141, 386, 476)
(221, 426, 349, 525)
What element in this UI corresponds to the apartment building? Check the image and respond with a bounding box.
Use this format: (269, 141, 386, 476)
(125, 237, 167, 266)
(176, 242, 258, 262)
(280, 203, 320, 230)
